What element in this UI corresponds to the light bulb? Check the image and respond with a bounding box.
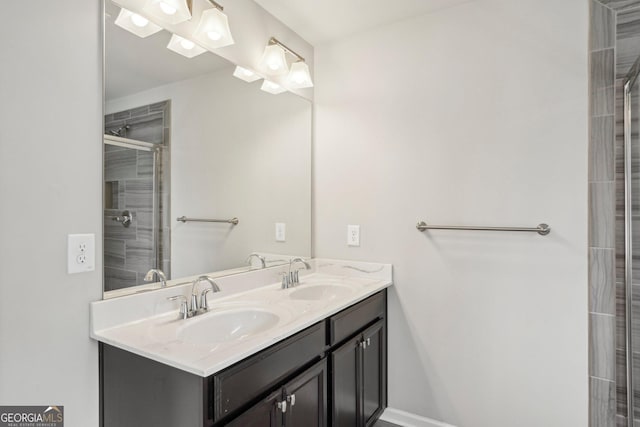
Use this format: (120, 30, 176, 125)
(180, 39, 195, 50)
(207, 31, 222, 41)
(159, 2, 177, 15)
(130, 14, 149, 27)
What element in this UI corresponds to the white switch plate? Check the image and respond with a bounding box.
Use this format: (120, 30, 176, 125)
(68, 233, 95, 274)
(275, 223, 286, 242)
(347, 225, 360, 246)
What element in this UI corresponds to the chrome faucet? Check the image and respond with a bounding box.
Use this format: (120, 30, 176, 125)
(246, 252, 266, 269)
(190, 275, 221, 314)
(282, 257, 311, 289)
(144, 269, 167, 288)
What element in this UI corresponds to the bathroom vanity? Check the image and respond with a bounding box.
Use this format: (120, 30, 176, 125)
(91, 259, 391, 427)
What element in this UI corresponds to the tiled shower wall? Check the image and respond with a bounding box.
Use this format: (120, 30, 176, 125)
(590, 1, 640, 426)
(104, 101, 171, 291)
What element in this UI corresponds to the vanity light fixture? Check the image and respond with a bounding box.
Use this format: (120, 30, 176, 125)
(192, 0, 234, 50)
(260, 80, 287, 95)
(232, 66, 261, 83)
(167, 34, 207, 58)
(143, 0, 192, 25)
(114, 8, 162, 38)
(287, 61, 314, 89)
(258, 37, 314, 88)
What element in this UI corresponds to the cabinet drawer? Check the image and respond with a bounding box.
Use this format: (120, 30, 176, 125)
(329, 291, 385, 346)
(212, 321, 326, 423)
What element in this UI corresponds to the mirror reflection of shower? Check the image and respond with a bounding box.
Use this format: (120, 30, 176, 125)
(103, 100, 171, 292)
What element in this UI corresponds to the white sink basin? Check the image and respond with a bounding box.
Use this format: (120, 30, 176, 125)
(178, 308, 280, 344)
(288, 284, 354, 301)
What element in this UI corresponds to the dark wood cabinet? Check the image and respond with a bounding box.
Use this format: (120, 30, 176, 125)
(101, 290, 386, 427)
(227, 359, 327, 427)
(329, 294, 387, 427)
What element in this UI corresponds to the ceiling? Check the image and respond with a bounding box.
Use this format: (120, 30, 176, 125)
(253, 0, 474, 45)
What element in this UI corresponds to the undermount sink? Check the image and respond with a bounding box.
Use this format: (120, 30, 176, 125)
(288, 284, 354, 301)
(178, 308, 280, 344)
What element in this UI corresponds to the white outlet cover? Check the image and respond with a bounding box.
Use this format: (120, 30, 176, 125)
(348, 225, 360, 247)
(275, 223, 286, 242)
(68, 233, 95, 274)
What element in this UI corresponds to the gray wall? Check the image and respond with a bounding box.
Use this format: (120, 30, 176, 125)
(0, 0, 102, 425)
(314, 0, 588, 425)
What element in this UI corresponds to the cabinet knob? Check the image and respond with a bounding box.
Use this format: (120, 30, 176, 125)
(287, 394, 296, 407)
(277, 400, 287, 413)
(367, 338, 371, 346)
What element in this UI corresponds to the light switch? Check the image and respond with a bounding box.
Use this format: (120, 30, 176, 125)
(68, 234, 95, 274)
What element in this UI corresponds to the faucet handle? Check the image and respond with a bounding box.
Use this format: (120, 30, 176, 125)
(167, 295, 188, 320)
(280, 272, 290, 289)
(200, 288, 212, 311)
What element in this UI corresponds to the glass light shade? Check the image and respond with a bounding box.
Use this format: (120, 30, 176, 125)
(232, 66, 261, 83)
(260, 80, 287, 95)
(286, 61, 314, 89)
(192, 8, 234, 50)
(114, 8, 162, 38)
(166, 34, 207, 58)
(258, 44, 289, 75)
(143, 0, 192, 25)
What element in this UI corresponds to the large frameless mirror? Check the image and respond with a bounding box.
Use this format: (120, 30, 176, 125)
(103, 0, 312, 298)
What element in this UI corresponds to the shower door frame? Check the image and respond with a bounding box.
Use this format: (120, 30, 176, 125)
(624, 55, 640, 427)
(103, 134, 163, 289)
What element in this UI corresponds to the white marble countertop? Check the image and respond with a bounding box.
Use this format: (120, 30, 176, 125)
(90, 259, 392, 377)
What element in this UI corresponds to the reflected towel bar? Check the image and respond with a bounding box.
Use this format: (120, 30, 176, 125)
(177, 216, 239, 225)
(416, 221, 550, 236)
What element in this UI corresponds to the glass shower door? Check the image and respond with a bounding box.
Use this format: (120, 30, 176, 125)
(103, 136, 160, 291)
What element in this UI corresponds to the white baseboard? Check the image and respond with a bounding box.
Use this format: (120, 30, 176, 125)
(380, 408, 457, 427)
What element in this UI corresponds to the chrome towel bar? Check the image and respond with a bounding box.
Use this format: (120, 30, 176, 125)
(416, 221, 550, 236)
(177, 216, 239, 225)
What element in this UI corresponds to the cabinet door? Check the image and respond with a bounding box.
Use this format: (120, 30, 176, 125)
(225, 390, 283, 427)
(330, 335, 362, 427)
(361, 320, 386, 427)
(284, 359, 327, 427)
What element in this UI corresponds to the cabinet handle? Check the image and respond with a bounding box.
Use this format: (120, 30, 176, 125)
(277, 400, 287, 413)
(367, 338, 371, 346)
(361, 340, 367, 349)
(287, 394, 296, 406)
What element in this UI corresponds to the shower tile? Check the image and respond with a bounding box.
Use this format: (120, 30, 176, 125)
(105, 149, 137, 182)
(592, 0, 616, 50)
(124, 179, 154, 210)
(104, 267, 138, 291)
(592, 313, 616, 380)
(125, 241, 155, 274)
(618, 7, 640, 40)
(591, 182, 617, 248)
(113, 110, 131, 121)
(126, 112, 164, 144)
(104, 238, 126, 270)
(617, 36, 640, 78)
(592, 49, 616, 89)
(130, 105, 150, 118)
(592, 248, 616, 314)
(137, 151, 154, 177)
(592, 377, 617, 426)
(599, 0, 640, 11)
(593, 86, 617, 117)
(592, 115, 616, 181)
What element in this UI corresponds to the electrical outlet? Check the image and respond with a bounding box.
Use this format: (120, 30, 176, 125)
(68, 234, 95, 274)
(275, 223, 286, 242)
(347, 225, 360, 247)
